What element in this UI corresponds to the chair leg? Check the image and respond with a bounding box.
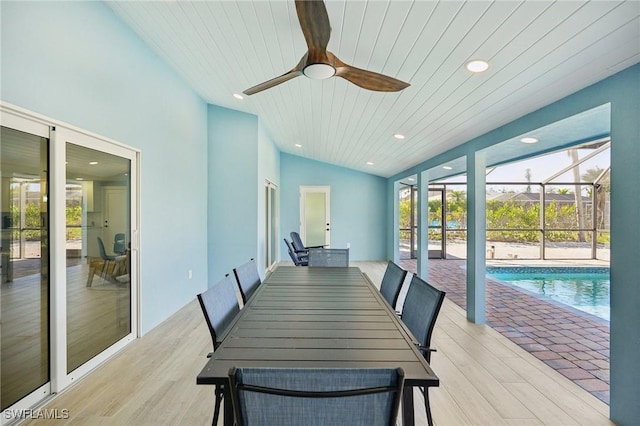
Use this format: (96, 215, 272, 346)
(212, 384, 224, 425)
(423, 386, 434, 426)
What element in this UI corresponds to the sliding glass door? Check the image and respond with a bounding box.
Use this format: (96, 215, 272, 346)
(265, 181, 277, 271)
(0, 125, 50, 412)
(1, 106, 138, 419)
(65, 143, 131, 373)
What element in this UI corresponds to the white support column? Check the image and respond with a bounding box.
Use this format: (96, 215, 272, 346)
(466, 152, 486, 324)
(417, 170, 429, 280)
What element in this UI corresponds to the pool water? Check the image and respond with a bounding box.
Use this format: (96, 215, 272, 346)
(486, 267, 610, 321)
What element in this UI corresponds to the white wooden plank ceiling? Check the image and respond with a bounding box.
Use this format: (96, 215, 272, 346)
(107, 0, 640, 178)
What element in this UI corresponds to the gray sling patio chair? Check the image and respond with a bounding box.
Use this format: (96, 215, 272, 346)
(400, 274, 446, 426)
(197, 274, 241, 426)
(290, 231, 324, 255)
(285, 238, 308, 266)
(307, 247, 349, 267)
(228, 367, 405, 426)
(233, 258, 262, 304)
(379, 261, 407, 311)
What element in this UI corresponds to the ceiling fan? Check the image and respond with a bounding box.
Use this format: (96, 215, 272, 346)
(243, 0, 410, 96)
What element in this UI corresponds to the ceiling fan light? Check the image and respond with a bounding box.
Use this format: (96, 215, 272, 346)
(303, 63, 336, 80)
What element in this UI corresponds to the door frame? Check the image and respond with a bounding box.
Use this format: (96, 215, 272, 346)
(52, 124, 139, 390)
(264, 180, 278, 272)
(299, 185, 331, 248)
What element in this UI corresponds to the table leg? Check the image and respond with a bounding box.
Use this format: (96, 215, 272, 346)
(402, 384, 415, 426)
(223, 385, 233, 426)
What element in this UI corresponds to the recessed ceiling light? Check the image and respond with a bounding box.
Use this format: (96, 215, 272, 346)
(394, 134, 405, 140)
(520, 137, 539, 144)
(76, 177, 83, 181)
(466, 59, 489, 73)
(408, 177, 415, 181)
(233, 93, 244, 100)
(295, 144, 302, 148)
(443, 166, 453, 170)
(89, 161, 98, 165)
(366, 161, 374, 166)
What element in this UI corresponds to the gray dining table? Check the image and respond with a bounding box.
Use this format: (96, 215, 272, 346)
(196, 266, 439, 425)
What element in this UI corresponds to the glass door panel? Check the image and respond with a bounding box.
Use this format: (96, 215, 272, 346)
(264, 182, 277, 270)
(300, 186, 330, 247)
(268, 185, 276, 269)
(65, 143, 131, 373)
(305, 192, 325, 246)
(1, 126, 49, 410)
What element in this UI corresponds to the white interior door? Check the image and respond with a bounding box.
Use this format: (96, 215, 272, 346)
(300, 186, 330, 247)
(104, 186, 128, 253)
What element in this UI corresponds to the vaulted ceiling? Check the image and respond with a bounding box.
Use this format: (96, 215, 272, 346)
(107, 0, 640, 178)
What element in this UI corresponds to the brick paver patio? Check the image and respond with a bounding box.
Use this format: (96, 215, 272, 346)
(400, 258, 611, 404)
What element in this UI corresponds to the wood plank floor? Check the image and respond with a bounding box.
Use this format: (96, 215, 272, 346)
(23, 262, 612, 425)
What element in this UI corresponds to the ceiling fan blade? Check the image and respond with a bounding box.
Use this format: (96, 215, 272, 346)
(244, 55, 307, 96)
(335, 65, 410, 92)
(334, 60, 410, 92)
(295, 0, 331, 52)
(243, 70, 303, 96)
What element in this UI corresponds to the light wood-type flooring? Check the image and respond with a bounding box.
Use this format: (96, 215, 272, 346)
(21, 261, 612, 425)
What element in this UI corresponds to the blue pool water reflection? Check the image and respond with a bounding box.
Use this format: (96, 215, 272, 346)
(486, 267, 610, 321)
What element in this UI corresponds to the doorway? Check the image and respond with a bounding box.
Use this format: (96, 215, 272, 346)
(299, 186, 330, 247)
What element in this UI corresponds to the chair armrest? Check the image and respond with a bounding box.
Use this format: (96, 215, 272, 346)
(417, 345, 437, 353)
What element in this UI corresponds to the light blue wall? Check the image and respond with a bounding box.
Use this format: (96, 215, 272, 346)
(0, 1, 209, 334)
(280, 153, 387, 261)
(207, 105, 259, 281)
(388, 64, 640, 424)
(207, 109, 280, 280)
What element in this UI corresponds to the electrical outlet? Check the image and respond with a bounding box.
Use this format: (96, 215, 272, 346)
(188, 269, 193, 279)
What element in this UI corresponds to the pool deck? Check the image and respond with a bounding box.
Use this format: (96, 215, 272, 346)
(400, 257, 611, 404)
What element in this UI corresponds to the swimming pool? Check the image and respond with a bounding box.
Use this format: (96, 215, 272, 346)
(486, 266, 610, 321)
